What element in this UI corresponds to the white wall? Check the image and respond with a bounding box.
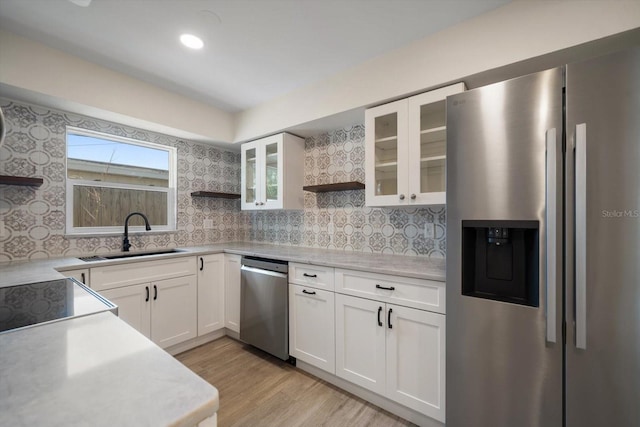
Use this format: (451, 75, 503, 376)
(0, 29, 235, 144)
(233, 0, 640, 142)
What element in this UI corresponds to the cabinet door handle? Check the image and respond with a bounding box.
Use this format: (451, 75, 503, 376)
(399, 194, 405, 200)
(200, 257, 204, 271)
(81, 272, 86, 283)
(255, 201, 259, 206)
(153, 285, 158, 301)
(302, 289, 316, 295)
(145, 286, 149, 302)
(376, 284, 395, 291)
(410, 194, 416, 200)
(388, 308, 393, 329)
(377, 306, 383, 327)
(303, 273, 317, 278)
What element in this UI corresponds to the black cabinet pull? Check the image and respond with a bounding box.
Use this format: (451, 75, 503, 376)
(81, 273, 86, 283)
(302, 289, 316, 295)
(153, 284, 158, 301)
(303, 273, 317, 278)
(376, 284, 396, 291)
(377, 306, 383, 327)
(145, 286, 149, 302)
(388, 308, 393, 329)
(200, 257, 204, 271)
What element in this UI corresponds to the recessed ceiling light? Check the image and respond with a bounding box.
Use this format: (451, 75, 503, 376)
(180, 34, 204, 50)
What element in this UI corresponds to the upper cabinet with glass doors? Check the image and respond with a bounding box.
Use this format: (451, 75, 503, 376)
(365, 83, 465, 207)
(241, 133, 305, 210)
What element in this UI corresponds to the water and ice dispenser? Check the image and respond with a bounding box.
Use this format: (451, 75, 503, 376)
(461, 220, 539, 307)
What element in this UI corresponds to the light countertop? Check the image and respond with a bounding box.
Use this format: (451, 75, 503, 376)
(0, 311, 219, 427)
(0, 242, 445, 288)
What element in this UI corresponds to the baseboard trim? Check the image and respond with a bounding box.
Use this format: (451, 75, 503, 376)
(166, 329, 226, 355)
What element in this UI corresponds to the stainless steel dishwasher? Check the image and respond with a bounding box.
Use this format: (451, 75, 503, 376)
(240, 256, 289, 360)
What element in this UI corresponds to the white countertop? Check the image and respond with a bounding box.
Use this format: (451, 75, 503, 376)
(0, 312, 219, 427)
(0, 242, 446, 288)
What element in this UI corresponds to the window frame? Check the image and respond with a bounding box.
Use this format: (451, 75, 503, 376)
(65, 126, 177, 236)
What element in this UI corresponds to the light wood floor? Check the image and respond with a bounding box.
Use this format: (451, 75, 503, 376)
(176, 337, 416, 427)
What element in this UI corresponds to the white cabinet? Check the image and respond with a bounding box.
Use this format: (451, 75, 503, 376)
(61, 268, 89, 285)
(334, 266, 446, 423)
(91, 257, 195, 291)
(289, 284, 335, 374)
(386, 304, 445, 421)
(335, 293, 445, 422)
(241, 133, 305, 210)
(224, 254, 242, 333)
(335, 293, 386, 394)
(365, 82, 465, 207)
(100, 284, 151, 338)
(289, 263, 335, 291)
(98, 276, 197, 348)
(90, 256, 197, 349)
(197, 254, 225, 336)
(335, 268, 445, 314)
(152, 275, 198, 348)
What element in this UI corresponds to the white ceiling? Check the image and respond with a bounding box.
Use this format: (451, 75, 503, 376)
(0, 0, 511, 113)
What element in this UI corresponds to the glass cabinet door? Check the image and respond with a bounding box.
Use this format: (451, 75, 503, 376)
(407, 84, 465, 206)
(264, 141, 279, 205)
(418, 100, 446, 196)
(374, 112, 399, 197)
(244, 146, 257, 206)
(365, 99, 408, 206)
(366, 83, 464, 207)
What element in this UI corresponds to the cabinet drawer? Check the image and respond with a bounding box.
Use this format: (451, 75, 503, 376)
(335, 268, 445, 314)
(91, 256, 197, 291)
(289, 263, 335, 291)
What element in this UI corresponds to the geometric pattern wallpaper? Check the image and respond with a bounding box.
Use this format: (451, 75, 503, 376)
(0, 98, 446, 262)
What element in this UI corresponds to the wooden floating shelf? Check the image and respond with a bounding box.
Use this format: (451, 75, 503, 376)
(0, 175, 44, 187)
(191, 191, 241, 199)
(303, 182, 365, 193)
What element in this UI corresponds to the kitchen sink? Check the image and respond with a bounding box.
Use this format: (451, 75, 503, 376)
(79, 249, 186, 262)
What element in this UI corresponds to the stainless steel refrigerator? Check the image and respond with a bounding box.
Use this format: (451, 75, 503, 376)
(445, 47, 640, 427)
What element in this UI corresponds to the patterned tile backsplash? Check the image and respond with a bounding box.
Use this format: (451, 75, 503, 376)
(0, 98, 244, 262)
(0, 98, 446, 261)
(247, 126, 447, 257)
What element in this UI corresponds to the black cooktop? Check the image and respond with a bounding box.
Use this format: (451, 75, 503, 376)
(0, 278, 117, 334)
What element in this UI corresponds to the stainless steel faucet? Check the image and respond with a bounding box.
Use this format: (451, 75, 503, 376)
(122, 212, 151, 252)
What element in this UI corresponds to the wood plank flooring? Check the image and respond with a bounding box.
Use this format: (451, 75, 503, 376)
(176, 337, 415, 427)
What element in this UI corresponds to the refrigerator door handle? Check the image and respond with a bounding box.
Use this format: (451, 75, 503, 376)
(546, 128, 558, 343)
(575, 123, 587, 349)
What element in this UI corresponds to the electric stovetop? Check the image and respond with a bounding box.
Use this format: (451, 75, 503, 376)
(0, 278, 117, 334)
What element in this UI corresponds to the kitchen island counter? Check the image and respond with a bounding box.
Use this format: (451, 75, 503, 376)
(0, 312, 219, 427)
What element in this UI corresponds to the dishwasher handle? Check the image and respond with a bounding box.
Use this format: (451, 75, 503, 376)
(241, 265, 288, 279)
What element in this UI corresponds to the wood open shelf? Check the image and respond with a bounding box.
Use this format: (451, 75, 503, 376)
(191, 191, 241, 199)
(0, 175, 44, 187)
(303, 182, 365, 193)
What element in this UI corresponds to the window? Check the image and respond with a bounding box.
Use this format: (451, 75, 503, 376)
(65, 127, 177, 235)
